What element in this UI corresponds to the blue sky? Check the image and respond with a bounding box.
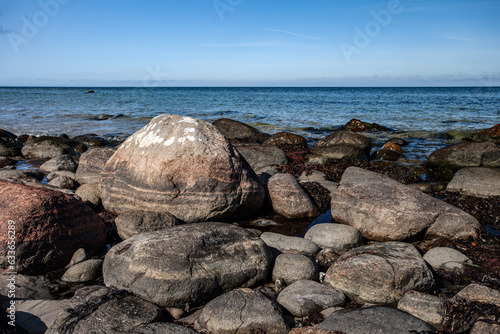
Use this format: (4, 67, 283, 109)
(0, 0, 499, 86)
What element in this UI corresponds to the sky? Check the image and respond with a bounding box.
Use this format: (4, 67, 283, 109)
(0, 0, 499, 87)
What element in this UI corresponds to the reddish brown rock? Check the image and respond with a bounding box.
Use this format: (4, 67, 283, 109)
(213, 118, 270, 143)
(264, 132, 309, 148)
(344, 118, 390, 132)
(101, 115, 264, 223)
(470, 123, 500, 143)
(0, 180, 107, 275)
(382, 141, 404, 153)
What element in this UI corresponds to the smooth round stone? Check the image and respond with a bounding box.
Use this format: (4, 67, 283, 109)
(61, 259, 103, 283)
(423, 247, 470, 273)
(272, 253, 318, 285)
(304, 223, 363, 251)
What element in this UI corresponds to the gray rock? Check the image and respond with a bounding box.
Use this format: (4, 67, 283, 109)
(397, 290, 447, 330)
(0, 129, 23, 157)
(75, 147, 115, 184)
(73, 134, 109, 147)
(0, 274, 52, 300)
(66, 248, 89, 268)
(446, 167, 500, 197)
(272, 253, 318, 285)
(61, 259, 103, 282)
(324, 242, 434, 304)
(426, 142, 500, 180)
(452, 284, 500, 307)
(374, 148, 403, 161)
(423, 247, 470, 273)
(318, 306, 436, 333)
(46, 171, 77, 181)
(311, 145, 368, 161)
(264, 132, 308, 148)
(15, 299, 69, 334)
(195, 288, 289, 334)
(0, 169, 44, 183)
(101, 115, 265, 223)
(213, 118, 271, 143)
(40, 155, 78, 173)
(48, 175, 79, 190)
(261, 232, 320, 257)
(115, 210, 183, 240)
(235, 143, 288, 171)
(135, 323, 198, 334)
(0, 156, 16, 168)
(277, 280, 345, 317)
(103, 223, 272, 308)
(304, 223, 363, 251)
(21, 138, 77, 159)
(75, 183, 101, 206)
(47, 286, 163, 334)
(314, 130, 372, 156)
(267, 173, 319, 219)
(331, 167, 480, 241)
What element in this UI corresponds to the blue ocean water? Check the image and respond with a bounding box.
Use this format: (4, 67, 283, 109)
(0, 87, 498, 160)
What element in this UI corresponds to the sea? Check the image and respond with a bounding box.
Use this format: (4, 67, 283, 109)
(1, 87, 499, 161)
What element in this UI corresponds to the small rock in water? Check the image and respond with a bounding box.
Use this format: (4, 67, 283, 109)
(40, 154, 78, 173)
(249, 218, 281, 227)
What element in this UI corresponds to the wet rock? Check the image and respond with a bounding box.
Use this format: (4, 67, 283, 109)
(318, 306, 436, 333)
(101, 115, 265, 222)
(249, 218, 281, 227)
(75, 183, 101, 206)
(61, 259, 103, 283)
(304, 223, 363, 251)
(46, 171, 76, 182)
(75, 147, 115, 184)
(265, 131, 309, 148)
(267, 173, 319, 219)
(446, 167, 500, 197)
(331, 167, 480, 241)
(0, 129, 23, 157)
(388, 137, 409, 146)
(48, 175, 79, 190)
(235, 143, 288, 171)
(426, 142, 500, 180)
(103, 223, 272, 307)
(383, 141, 405, 152)
(313, 130, 371, 156)
(0, 180, 107, 274)
(373, 148, 403, 161)
(452, 284, 500, 307)
(40, 154, 78, 173)
(343, 118, 390, 132)
(469, 123, 500, 144)
(213, 118, 271, 143)
(194, 288, 289, 334)
(66, 248, 89, 268)
(0, 169, 44, 183)
(397, 290, 447, 330)
(73, 134, 109, 147)
(21, 136, 78, 159)
(272, 253, 318, 285)
(48, 286, 163, 334)
(423, 247, 470, 273)
(261, 232, 320, 257)
(115, 210, 183, 240)
(324, 242, 434, 304)
(277, 280, 345, 317)
(311, 145, 368, 161)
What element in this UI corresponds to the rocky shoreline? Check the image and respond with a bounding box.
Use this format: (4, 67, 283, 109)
(1, 116, 499, 333)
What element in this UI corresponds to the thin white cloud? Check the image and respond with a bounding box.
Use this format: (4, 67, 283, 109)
(264, 29, 323, 41)
(440, 34, 479, 43)
(199, 41, 289, 47)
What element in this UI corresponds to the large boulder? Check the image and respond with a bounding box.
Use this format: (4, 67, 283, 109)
(267, 173, 319, 219)
(426, 142, 500, 180)
(318, 306, 436, 333)
(331, 167, 480, 241)
(0, 180, 107, 275)
(324, 242, 434, 304)
(234, 144, 288, 171)
(101, 115, 265, 223)
(115, 210, 183, 240)
(103, 223, 272, 308)
(75, 147, 115, 184)
(314, 130, 371, 156)
(213, 118, 271, 143)
(194, 288, 289, 334)
(48, 286, 164, 334)
(446, 167, 500, 197)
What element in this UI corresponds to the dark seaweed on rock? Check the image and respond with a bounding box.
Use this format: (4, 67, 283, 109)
(301, 181, 331, 213)
(441, 300, 500, 334)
